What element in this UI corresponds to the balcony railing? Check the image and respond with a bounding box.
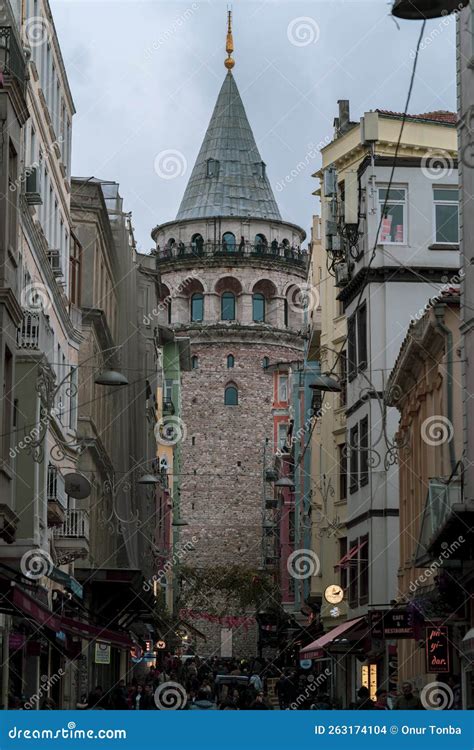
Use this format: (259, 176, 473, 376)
(17, 308, 54, 360)
(0, 26, 26, 96)
(54, 509, 90, 541)
(154, 242, 308, 269)
(47, 464, 67, 511)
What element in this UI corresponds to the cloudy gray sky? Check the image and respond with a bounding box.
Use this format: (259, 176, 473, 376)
(51, 0, 457, 250)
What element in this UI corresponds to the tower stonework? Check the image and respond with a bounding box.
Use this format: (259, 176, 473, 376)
(152, 62, 307, 656)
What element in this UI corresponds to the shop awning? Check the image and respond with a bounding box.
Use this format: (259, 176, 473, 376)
(334, 540, 367, 569)
(300, 616, 365, 659)
(10, 585, 133, 650)
(48, 566, 83, 599)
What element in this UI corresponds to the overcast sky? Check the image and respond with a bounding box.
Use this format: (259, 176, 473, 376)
(50, 0, 457, 251)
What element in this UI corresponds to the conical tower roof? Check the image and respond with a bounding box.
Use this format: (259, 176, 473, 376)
(176, 71, 282, 222)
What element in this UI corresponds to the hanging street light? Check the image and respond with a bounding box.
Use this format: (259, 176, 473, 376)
(392, 0, 468, 20)
(94, 369, 129, 387)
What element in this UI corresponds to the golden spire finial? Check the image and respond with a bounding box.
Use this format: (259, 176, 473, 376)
(225, 9, 235, 71)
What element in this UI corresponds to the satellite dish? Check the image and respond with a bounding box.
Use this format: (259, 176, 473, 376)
(64, 472, 91, 500)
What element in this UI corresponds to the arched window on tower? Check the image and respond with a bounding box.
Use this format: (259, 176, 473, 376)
(224, 383, 238, 406)
(191, 233, 204, 254)
(191, 293, 204, 322)
(262, 356, 269, 369)
(221, 291, 235, 321)
(227, 354, 235, 369)
(167, 300, 172, 325)
(254, 233, 267, 252)
(252, 293, 265, 323)
(222, 232, 236, 252)
(191, 355, 199, 370)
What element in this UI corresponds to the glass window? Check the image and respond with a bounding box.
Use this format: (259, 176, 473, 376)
(227, 354, 234, 369)
(360, 416, 369, 486)
(349, 425, 359, 494)
(284, 299, 288, 327)
(191, 355, 199, 370)
(221, 292, 235, 321)
(339, 444, 347, 501)
(348, 315, 357, 381)
(357, 303, 367, 371)
(434, 188, 459, 244)
(191, 293, 204, 322)
(278, 374, 288, 402)
(379, 187, 406, 244)
(252, 293, 265, 323)
(222, 232, 236, 251)
(262, 356, 269, 369)
(278, 422, 288, 450)
(224, 385, 238, 405)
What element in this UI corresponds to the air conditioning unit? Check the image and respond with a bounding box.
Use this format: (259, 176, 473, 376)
(323, 166, 337, 197)
(326, 220, 337, 237)
(24, 167, 42, 205)
(47, 249, 63, 277)
(335, 262, 349, 287)
(332, 235, 342, 253)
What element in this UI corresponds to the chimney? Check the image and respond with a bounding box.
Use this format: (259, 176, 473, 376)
(338, 99, 350, 135)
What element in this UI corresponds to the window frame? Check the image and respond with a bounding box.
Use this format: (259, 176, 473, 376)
(360, 416, 369, 487)
(278, 374, 289, 402)
(190, 292, 204, 322)
(378, 186, 407, 245)
(348, 314, 357, 381)
(349, 425, 359, 494)
(252, 292, 265, 323)
(221, 291, 236, 321)
(339, 443, 347, 501)
(433, 187, 459, 245)
(357, 303, 367, 372)
(224, 384, 238, 406)
(227, 354, 235, 369)
(191, 355, 199, 370)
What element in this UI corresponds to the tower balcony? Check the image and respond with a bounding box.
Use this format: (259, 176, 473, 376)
(154, 242, 308, 272)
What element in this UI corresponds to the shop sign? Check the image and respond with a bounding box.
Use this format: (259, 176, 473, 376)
(425, 626, 450, 673)
(94, 642, 111, 665)
(370, 609, 413, 639)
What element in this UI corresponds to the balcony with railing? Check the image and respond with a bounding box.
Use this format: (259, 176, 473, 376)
(154, 242, 309, 271)
(53, 509, 90, 561)
(17, 308, 54, 363)
(47, 464, 67, 526)
(0, 26, 27, 111)
(415, 477, 472, 566)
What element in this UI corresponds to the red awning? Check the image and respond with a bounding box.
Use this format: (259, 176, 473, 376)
(334, 540, 367, 569)
(11, 586, 133, 650)
(300, 616, 366, 659)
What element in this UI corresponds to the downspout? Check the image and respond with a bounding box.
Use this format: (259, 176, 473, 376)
(434, 303, 457, 473)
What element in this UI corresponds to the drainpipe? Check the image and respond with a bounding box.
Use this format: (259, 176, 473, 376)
(434, 304, 457, 473)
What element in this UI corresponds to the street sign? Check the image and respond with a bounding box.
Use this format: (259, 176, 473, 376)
(425, 626, 450, 673)
(94, 642, 111, 665)
(370, 609, 414, 639)
(64, 472, 91, 499)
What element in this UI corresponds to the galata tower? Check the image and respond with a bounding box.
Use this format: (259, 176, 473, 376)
(151, 13, 308, 657)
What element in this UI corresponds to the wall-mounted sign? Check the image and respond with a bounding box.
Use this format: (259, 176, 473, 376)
(94, 642, 111, 665)
(64, 472, 91, 500)
(300, 659, 312, 670)
(324, 584, 344, 604)
(370, 609, 414, 639)
(426, 626, 450, 673)
(156, 640, 166, 650)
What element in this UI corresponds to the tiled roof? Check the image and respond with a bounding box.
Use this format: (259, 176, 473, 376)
(176, 71, 282, 221)
(376, 109, 457, 125)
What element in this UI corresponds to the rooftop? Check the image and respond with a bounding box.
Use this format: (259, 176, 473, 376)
(376, 109, 457, 125)
(176, 70, 282, 222)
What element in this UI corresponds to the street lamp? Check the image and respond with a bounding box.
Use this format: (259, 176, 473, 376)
(94, 369, 129, 387)
(274, 476, 295, 489)
(136, 473, 161, 486)
(310, 373, 342, 393)
(392, 0, 467, 19)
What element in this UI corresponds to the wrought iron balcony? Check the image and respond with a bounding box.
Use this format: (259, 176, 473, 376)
(47, 464, 67, 526)
(53, 509, 90, 561)
(0, 26, 27, 97)
(415, 477, 472, 566)
(154, 242, 308, 269)
(17, 308, 54, 360)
